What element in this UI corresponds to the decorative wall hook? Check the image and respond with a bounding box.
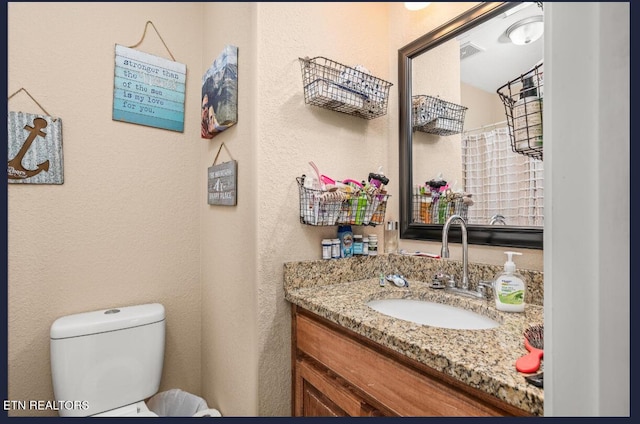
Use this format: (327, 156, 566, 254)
(8, 87, 57, 121)
(128, 20, 176, 61)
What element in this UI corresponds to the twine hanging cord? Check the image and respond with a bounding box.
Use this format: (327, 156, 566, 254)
(212, 142, 234, 166)
(8, 88, 57, 121)
(128, 21, 176, 62)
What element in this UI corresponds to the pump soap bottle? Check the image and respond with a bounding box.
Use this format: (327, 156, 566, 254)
(493, 251, 526, 313)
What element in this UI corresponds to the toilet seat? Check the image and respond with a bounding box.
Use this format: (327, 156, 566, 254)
(93, 401, 158, 417)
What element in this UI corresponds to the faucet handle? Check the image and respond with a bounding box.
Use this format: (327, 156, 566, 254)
(431, 271, 453, 289)
(476, 280, 494, 299)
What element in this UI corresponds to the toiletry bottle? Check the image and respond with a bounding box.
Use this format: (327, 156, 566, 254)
(368, 166, 389, 189)
(493, 251, 526, 313)
(513, 75, 542, 151)
(437, 195, 447, 224)
(368, 234, 378, 256)
(322, 239, 332, 260)
(337, 225, 354, 258)
(420, 190, 432, 223)
(384, 221, 399, 254)
(353, 234, 364, 255)
(331, 238, 341, 259)
(354, 189, 368, 225)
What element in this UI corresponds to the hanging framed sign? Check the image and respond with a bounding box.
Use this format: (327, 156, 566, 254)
(207, 142, 237, 206)
(8, 111, 64, 184)
(112, 44, 186, 132)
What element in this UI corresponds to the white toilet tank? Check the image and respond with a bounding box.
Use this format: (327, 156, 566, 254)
(50, 303, 165, 417)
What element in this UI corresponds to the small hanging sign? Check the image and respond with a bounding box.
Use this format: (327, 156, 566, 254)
(8, 111, 64, 184)
(208, 160, 237, 206)
(112, 44, 186, 132)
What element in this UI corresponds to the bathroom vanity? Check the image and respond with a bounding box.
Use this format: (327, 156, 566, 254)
(284, 256, 544, 417)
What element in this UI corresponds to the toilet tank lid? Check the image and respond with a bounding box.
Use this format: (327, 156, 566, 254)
(50, 303, 165, 339)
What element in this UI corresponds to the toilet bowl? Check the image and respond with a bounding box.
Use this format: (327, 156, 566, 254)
(50, 303, 217, 417)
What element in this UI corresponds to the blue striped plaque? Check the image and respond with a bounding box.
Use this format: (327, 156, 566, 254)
(113, 45, 186, 132)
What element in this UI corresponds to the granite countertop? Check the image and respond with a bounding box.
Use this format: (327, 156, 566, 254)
(285, 276, 544, 416)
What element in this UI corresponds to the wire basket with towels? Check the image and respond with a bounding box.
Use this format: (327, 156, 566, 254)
(412, 95, 468, 136)
(299, 56, 393, 120)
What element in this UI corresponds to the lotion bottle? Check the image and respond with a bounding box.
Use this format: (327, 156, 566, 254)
(493, 251, 526, 313)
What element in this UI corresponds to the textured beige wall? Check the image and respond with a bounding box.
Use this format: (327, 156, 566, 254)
(254, 2, 390, 415)
(199, 2, 259, 417)
(461, 82, 507, 132)
(7, 2, 204, 416)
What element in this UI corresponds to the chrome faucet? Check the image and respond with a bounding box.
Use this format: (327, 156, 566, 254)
(433, 214, 490, 300)
(489, 214, 506, 225)
(441, 214, 469, 290)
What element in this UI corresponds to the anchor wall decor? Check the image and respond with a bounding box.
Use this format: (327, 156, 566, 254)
(8, 111, 64, 184)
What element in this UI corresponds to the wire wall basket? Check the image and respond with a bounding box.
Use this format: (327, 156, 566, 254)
(297, 177, 390, 226)
(412, 194, 469, 225)
(412, 95, 468, 136)
(497, 63, 544, 161)
(299, 56, 393, 120)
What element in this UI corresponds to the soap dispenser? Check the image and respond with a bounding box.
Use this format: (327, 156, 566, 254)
(493, 251, 526, 312)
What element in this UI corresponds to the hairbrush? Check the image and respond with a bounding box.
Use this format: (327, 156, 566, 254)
(516, 324, 544, 373)
(525, 372, 543, 388)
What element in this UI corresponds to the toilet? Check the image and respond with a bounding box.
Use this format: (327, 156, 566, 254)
(50, 303, 215, 417)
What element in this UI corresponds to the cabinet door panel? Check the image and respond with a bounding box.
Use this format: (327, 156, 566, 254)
(295, 357, 387, 416)
(302, 380, 346, 417)
(295, 309, 526, 416)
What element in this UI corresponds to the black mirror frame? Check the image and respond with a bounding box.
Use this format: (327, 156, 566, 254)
(398, 1, 543, 250)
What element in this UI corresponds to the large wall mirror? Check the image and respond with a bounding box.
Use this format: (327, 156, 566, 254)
(399, 2, 544, 249)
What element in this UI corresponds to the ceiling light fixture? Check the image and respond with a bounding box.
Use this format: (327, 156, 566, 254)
(506, 16, 544, 45)
(404, 2, 431, 11)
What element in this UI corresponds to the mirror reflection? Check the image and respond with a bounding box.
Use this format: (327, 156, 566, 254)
(399, 2, 544, 248)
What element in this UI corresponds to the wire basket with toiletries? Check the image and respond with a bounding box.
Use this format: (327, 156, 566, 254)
(412, 192, 470, 224)
(497, 62, 544, 161)
(299, 56, 393, 120)
(297, 176, 390, 227)
(412, 95, 468, 136)
(411, 178, 473, 224)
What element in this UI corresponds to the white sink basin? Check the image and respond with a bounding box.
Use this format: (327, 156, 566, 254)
(366, 298, 500, 330)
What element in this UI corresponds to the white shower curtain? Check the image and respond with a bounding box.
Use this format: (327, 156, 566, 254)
(462, 127, 544, 226)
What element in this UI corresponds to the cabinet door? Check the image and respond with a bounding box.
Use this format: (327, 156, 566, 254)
(301, 378, 347, 417)
(295, 357, 387, 417)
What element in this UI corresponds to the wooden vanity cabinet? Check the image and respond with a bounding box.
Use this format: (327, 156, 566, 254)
(291, 305, 531, 417)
